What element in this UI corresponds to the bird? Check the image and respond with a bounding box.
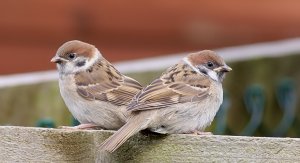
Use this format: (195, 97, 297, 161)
(51, 40, 143, 130)
(100, 50, 232, 152)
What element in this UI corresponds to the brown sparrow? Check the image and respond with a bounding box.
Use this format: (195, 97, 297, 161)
(51, 40, 142, 130)
(100, 50, 232, 152)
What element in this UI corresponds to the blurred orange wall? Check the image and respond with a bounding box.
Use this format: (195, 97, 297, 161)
(1, 0, 300, 74)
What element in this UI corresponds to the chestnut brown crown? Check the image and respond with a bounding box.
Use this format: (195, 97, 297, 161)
(54, 40, 97, 63)
(187, 50, 231, 73)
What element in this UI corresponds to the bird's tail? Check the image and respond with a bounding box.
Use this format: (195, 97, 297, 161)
(99, 115, 148, 153)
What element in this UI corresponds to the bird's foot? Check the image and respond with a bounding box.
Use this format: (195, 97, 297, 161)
(58, 123, 101, 130)
(192, 131, 213, 135)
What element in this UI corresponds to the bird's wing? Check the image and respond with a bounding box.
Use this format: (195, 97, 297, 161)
(127, 63, 211, 111)
(75, 59, 142, 106)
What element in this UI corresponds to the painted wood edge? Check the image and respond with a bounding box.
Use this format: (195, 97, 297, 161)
(1, 37, 300, 88)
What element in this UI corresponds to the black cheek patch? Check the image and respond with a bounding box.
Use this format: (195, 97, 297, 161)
(218, 72, 226, 82)
(76, 61, 86, 67)
(199, 69, 208, 75)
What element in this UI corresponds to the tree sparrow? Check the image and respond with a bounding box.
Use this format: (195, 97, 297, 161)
(51, 40, 142, 130)
(100, 50, 232, 152)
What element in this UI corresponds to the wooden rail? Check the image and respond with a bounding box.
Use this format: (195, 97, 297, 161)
(1, 126, 299, 162)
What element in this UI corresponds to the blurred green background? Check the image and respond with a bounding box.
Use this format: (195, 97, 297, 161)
(1, 52, 299, 137)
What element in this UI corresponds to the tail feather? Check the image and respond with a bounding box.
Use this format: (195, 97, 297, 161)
(100, 116, 147, 153)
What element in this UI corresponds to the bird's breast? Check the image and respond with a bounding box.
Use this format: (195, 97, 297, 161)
(58, 75, 125, 129)
(150, 83, 223, 134)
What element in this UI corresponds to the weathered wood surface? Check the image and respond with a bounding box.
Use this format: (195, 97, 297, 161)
(0, 126, 300, 162)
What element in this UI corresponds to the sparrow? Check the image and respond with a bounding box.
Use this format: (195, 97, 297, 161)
(51, 40, 143, 130)
(100, 50, 232, 152)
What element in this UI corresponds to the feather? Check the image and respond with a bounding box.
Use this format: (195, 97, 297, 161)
(100, 114, 150, 153)
(75, 59, 142, 106)
(128, 62, 210, 111)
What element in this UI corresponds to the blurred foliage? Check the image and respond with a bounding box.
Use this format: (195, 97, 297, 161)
(0, 82, 71, 126)
(222, 53, 300, 137)
(0, 53, 299, 137)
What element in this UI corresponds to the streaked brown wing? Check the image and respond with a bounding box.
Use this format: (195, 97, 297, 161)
(75, 59, 142, 106)
(127, 63, 211, 111)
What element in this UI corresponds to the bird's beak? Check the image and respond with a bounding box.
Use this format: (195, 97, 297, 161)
(50, 56, 65, 64)
(214, 65, 232, 72)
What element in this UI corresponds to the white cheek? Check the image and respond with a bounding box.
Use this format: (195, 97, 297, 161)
(207, 70, 219, 81)
(65, 62, 76, 74)
(183, 57, 219, 81)
(73, 52, 100, 73)
(59, 53, 100, 75)
(57, 62, 76, 77)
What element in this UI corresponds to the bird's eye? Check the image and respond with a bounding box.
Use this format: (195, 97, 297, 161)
(207, 61, 214, 68)
(67, 53, 76, 60)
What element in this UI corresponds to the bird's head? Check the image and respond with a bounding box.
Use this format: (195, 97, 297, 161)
(183, 50, 232, 82)
(51, 40, 101, 75)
